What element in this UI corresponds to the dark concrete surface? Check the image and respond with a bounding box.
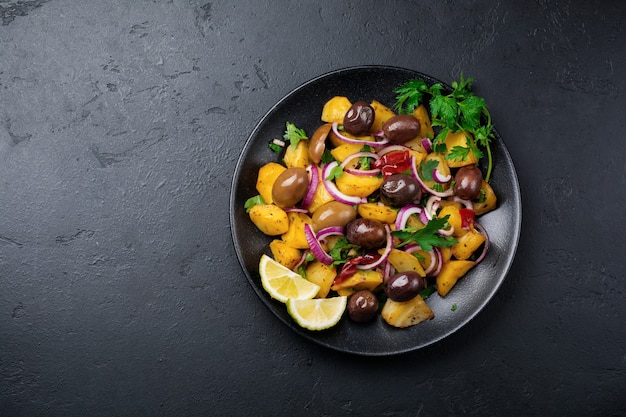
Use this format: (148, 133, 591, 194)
(0, 1, 624, 416)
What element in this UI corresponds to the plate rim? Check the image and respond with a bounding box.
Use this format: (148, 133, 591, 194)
(229, 65, 522, 356)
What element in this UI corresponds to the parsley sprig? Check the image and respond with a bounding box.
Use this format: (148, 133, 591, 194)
(393, 74, 495, 182)
(391, 216, 457, 251)
(283, 121, 307, 149)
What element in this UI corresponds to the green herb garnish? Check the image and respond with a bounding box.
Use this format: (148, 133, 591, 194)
(392, 215, 457, 251)
(393, 74, 495, 181)
(244, 195, 265, 213)
(283, 121, 307, 149)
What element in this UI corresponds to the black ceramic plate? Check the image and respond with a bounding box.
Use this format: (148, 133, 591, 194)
(230, 66, 521, 356)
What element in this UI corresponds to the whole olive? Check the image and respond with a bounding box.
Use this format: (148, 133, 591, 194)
(343, 101, 375, 135)
(380, 174, 422, 208)
(271, 167, 309, 208)
(382, 114, 421, 144)
(385, 271, 426, 302)
(312, 201, 357, 232)
(345, 218, 387, 249)
(347, 290, 379, 322)
(454, 165, 483, 200)
(308, 123, 331, 164)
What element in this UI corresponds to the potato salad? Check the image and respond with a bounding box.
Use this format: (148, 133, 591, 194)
(245, 76, 497, 330)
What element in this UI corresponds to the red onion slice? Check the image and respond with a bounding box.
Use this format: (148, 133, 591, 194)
(421, 138, 433, 153)
(472, 222, 490, 265)
(340, 151, 382, 176)
(437, 225, 455, 236)
(404, 243, 437, 276)
(284, 208, 309, 213)
(432, 168, 452, 184)
(395, 205, 423, 230)
(321, 161, 367, 205)
(304, 223, 333, 265)
(429, 247, 443, 277)
(410, 155, 454, 198)
(452, 196, 474, 210)
(424, 195, 441, 221)
(356, 225, 393, 270)
(332, 122, 389, 147)
(377, 144, 410, 157)
(344, 167, 381, 176)
(292, 250, 309, 271)
(301, 165, 319, 209)
(315, 226, 345, 241)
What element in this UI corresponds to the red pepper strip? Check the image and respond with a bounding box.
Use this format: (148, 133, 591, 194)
(459, 208, 476, 229)
(334, 251, 382, 285)
(373, 150, 411, 177)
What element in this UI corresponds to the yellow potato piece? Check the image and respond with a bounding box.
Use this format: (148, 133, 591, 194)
(321, 96, 352, 124)
(256, 162, 286, 205)
(358, 202, 397, 224)
(451, 228, 486, 260)
(330, 270, 383, 293)
(269, 239, 302, 270)
(335, 171, 383, 198)
(330, 143, 364, 163)
(473, 180, 497, 215)
(436, 260, 475, 297)
(437, 205, 468, 237)
(283, 140, 311, 168)
(307, 166, 336, 213)
(412, 104, 435, 139)
(387, 249, 426, 277)
(381, 295, 434, 328)
(442, 131, 479, 168)
(370, 100, 396, 132)
(249, 204, 290, 236)
(281, 212, 313, 249)
(305, 261, 337, 298)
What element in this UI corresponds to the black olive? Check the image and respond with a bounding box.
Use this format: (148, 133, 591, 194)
(385, 271, 425, 302)
(347, 290, 379, 322)
(343, 101, 375, 135)
(345, 218, 387, 249)
(380, 174, 422, 208)
(382, 114, 421, 144)
(454, 165, 483, 200)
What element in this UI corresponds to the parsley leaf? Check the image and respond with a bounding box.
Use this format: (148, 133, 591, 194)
(446, 145, 471, 162)
(325, 164, 344, 181)
(283, 122, 307, 149)
(418, 159, 439, 182)
(244, 195, 265, 213)
(392, 216, 458, 251)
(393, 78, 430, 114)
(328, 237, 358, 265)
(420, 286, 436, 299)
(320, 149, 335, 165)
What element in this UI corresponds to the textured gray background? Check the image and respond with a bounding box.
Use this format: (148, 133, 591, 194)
(1, 1, 624, 416)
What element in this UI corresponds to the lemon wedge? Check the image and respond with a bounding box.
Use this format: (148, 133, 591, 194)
(259, 254, 320, 303)
(286, 296, 347, 331)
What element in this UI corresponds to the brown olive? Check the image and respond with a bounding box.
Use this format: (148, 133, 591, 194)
(343, 101, 375, 135)
(382, 114, 421, 144)
(345, 218, 387, 249)
(347, 290, 379, 322)
(311, 201, 357, 232)
(271, 167, 309, 208)
(380, 173, 422, 208)
(385, 271, 425, 302)
(308, 123, 331, 164)
(454, 165, 483, 200)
